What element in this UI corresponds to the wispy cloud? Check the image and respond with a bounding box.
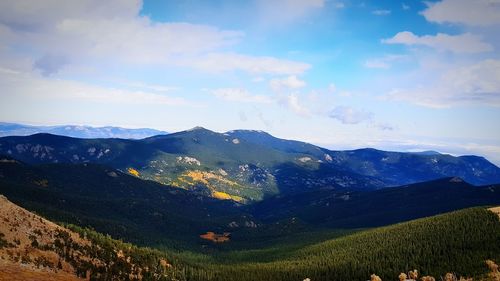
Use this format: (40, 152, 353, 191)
(383, 31, 493, 54)
(212, 88, 273, 103)
(421, 0, 500, 26)
(386, 59, 500, 107)
(0, 71, 193, 106)
(334, 2, 345, 9)
(181, 53, 311, 75)
(372, 9, 391, 16)
(328, 106, 373, 124)
(270, 75, 306, 91)
(283, 93, 310, 116)
(256, 0, 325, 24)
(117, 81, 179, 93)
(33, 54, 69, 76)
(364, 54, 408, 69)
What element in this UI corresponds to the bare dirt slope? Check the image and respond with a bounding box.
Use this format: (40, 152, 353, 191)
(489, 206, 500, 219)
(0, 194, 88, 280)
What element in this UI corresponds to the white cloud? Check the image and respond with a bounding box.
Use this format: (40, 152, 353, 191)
(375, 123, 395, 131)
(0, 67, 21, 75)
(402, 3, 410, 10)
(183, 53, 310, 75)
(118, 81, 179, 93)
(33, 54, 69, 76)
(328, 83, 337, 93)
(284, 93, 310, 116)
(0, 71, 191, 106)
(364, 55, 408, 69)
(212, 88, 273, 103)
(41, 19, 241, 65)
(0, 0, 141, 30)
(372, 10, 391, 16)
(422, 0, 500, 26)
(386, 59, 500, 107)
(270, 75, 307, 91)
(383, 31, 493, 54)
(364, 60, 390, 69)
(0, 0, 312, 76)
(252, 77, 265, 83)
(364, 54, 407, 69)
(0, 0, 243, 62)
(328, 106, 373, 124)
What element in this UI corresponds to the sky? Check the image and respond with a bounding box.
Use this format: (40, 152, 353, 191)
(0, 0, 500, 165)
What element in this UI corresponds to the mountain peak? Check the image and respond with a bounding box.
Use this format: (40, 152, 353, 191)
(187, 126, 211, 132)
(449, 177, 464, 183)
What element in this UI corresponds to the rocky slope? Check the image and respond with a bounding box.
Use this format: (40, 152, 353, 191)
(0, 195, 175, 280)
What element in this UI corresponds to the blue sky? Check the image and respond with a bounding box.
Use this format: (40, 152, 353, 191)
(0, 0, 500, 165)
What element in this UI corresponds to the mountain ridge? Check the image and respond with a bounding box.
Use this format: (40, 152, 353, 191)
(0, 128, 499, 202)
(0, 122, 167, 139)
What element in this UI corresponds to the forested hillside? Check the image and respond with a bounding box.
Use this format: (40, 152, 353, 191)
(2, 195, 499, 281)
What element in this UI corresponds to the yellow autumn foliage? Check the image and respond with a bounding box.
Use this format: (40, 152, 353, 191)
(212, 191, 232, 200)
(127, 168, 140, 177)
(172, 170, 244, 202)
(184, 170, 238, 186)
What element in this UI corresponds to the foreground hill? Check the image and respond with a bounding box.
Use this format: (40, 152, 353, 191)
(1, 192, 499, 281)
(0, 195, 178, 281)
(0, 129, 499, 201)
(0, 122, 167, 139)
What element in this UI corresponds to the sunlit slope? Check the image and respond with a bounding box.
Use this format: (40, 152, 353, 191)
(0, 195, 178, 281)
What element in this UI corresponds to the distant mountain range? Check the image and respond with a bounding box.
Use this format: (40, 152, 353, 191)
(0, 122, 167, 139)
(251, 177, 500, 228)
(0, 126, 499, 203)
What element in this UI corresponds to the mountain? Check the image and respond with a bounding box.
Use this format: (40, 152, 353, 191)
(226, 130, 500, 186)
(250, 177, 500, 228)
(0, 128, 499, 202)
(0, 130, 380, 201)
(0, 122, 167, 139)
(326, 148, 500, 186)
